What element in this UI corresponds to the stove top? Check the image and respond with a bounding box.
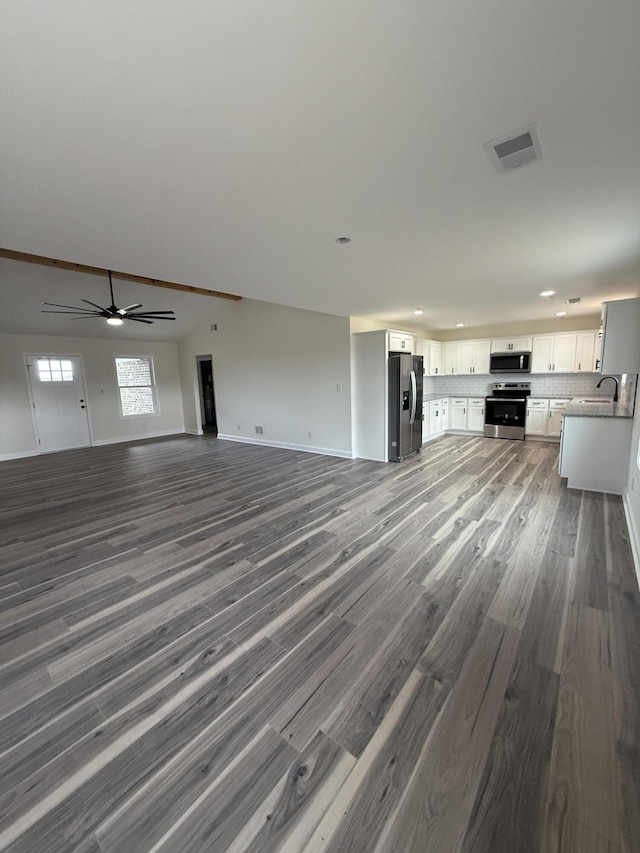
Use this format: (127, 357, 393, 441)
(487, 381, 531, 398)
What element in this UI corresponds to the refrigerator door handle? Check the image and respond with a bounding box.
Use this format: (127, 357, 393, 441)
(409, 370, 417, 424)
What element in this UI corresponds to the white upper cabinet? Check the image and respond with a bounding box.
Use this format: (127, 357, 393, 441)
(471, 340, 491, 374)
(531, 333, 577, 373)
(444, 339, 491, 374)
(600, 298, 640, 374)
(428, 340, 443, 376)
(490, 337, 533, 353)
(575, 331, 599, 372)
(455, 341, 474, 374)
(387, 331, 414, 353)
(415, 339, 443, 375)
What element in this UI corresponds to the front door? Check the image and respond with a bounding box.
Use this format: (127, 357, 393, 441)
(26, 355, 91, 452)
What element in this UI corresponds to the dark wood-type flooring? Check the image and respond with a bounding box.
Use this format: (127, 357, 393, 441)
(0, 434, 638, 852)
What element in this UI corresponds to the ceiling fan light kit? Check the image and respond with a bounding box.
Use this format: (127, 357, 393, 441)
(42, 270, 176, 326)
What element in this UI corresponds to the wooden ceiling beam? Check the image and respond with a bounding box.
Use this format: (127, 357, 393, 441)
(0, 248, 242, 301)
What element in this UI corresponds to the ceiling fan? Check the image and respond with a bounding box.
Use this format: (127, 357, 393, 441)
(42, 270, 176, 326)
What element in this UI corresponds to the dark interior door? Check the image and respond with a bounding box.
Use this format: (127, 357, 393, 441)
(199, 359, 217, 433)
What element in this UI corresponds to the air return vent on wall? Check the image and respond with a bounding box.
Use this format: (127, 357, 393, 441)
(485, 124, 542, 174)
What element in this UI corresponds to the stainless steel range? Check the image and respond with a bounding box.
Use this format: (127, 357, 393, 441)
(484, 382, 531, 440)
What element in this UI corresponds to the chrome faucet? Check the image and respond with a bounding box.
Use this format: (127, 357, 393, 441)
(596, 375, 619, 401)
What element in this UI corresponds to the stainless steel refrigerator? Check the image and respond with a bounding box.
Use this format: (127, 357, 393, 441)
(388, 353, 424, 461)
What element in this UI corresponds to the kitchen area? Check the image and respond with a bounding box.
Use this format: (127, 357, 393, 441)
(352, 297, 640, 497)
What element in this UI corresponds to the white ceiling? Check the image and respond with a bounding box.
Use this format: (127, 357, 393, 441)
(1, 0, 639, 337)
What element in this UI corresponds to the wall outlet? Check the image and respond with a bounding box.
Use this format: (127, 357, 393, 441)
(211, 323, 218, 331)
(308, 431, 313, 439)
(255, 425, 264, 435)
(336, 383, 342, 392)
(237, 424, 241, 430)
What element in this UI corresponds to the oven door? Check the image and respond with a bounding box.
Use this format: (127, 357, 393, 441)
(484, 396, 527, 439)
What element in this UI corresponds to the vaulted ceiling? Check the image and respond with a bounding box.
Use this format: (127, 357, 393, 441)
(1, 0, 639, 337)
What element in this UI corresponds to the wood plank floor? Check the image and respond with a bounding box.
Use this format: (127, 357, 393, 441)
(0, 434, 638, 853)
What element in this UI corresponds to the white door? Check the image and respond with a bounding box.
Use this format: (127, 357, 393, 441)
(27, 355, 91, 452)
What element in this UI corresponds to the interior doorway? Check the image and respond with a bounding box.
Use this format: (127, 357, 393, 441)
(196, 355, 217, 434)
(26, 354, 92, 452)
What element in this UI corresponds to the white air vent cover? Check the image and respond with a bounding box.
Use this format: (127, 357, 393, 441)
(485, 124, 542, 174)
(566, 296, 582, 304)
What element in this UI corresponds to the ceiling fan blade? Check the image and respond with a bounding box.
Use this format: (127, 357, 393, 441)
(80, 298, 109, 312)
(128, 314, 176, 321)
(42, 309, 103, 315)
(127, 316, 154, 324)
(118, 303, 143, 314)
(127, 310, 176, 316)
(43, 301, 99, 312)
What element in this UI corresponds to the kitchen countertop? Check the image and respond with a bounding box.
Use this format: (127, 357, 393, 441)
(422, 393, 449, 403)
(563, 397, 634, 419)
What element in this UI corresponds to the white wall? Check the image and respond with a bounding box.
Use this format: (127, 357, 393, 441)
(178, 299, 353, 457)
(0, 333, 184, 459)
(624, 383, 640, 586)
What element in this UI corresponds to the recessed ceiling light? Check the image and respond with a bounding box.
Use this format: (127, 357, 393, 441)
(555, 311, 566, 317)
(413, 309, 424, 316)
(539, 290, 556, 298)
(335, 236, 351, 244)
(455, 322, 465, 328)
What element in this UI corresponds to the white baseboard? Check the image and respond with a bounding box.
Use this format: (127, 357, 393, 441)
(92, 429, 186, 447)
(622, 492, 640, 591)
(217, 434, 354, 459)
(184, 428, 203, 436)
(0, 449, 40, 462)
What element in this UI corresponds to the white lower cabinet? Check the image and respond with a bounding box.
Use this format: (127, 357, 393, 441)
(467, 398, 485, 432)
(548, 399, 569, 437)
(447, 397, 485, 432)
(423, 398, 446, 440)
(449, 398, 468, 430)
(526, 398, 569, 438)
(560, 416, 632, 494)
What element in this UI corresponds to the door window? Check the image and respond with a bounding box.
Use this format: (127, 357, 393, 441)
(37, 358, 74, 382)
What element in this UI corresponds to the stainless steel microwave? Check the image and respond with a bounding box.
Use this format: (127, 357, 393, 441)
(489, 351, 531, 374)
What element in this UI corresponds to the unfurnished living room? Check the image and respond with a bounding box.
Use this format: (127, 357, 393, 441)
(1, 2, 639, 852)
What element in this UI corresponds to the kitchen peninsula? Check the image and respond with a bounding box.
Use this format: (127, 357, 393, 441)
(558, 397, 635, 494)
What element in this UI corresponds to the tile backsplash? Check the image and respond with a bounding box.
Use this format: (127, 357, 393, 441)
(425, 372, 637, 404)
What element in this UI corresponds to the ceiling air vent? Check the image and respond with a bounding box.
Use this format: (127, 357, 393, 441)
(485, 124, 542, 174)
(566, 296, 582, 304)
